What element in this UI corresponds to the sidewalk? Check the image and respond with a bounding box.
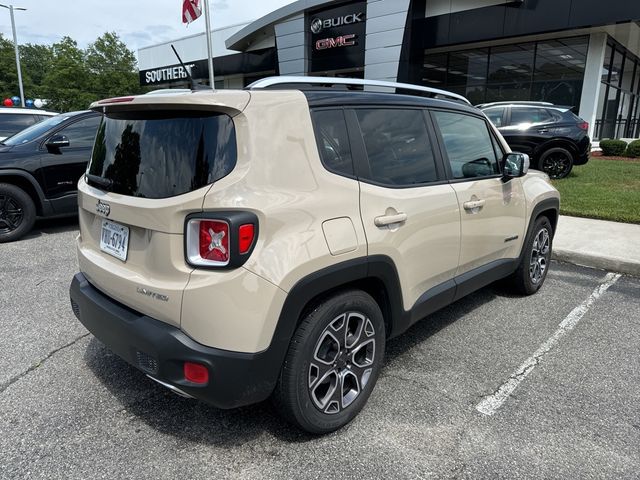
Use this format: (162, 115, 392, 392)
(552, 215, 640, 276)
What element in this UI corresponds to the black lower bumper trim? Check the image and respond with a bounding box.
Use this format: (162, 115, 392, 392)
(69, 272, 281, 409)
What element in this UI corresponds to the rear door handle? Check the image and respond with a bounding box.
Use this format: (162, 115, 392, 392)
(374, 213, 407, 227)
(538, 128, 549, 134)
(463, 199, 486, 211)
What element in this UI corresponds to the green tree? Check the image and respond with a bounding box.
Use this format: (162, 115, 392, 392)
(86, 32, 142, 98)
(41, 36, 94, 111)
(19, 43, 53, 93)
(0, 33, 21, 100)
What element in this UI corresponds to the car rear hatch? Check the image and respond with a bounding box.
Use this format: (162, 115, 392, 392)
(76, 91, 249, 327)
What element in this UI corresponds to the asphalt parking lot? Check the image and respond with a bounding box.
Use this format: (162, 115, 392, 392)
(1, 219, 639, 479)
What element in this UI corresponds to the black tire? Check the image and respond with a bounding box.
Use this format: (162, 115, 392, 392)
(538, 147, 574, 179)
(272, 290, 385, 434)
(0, 183, 36, 243)
(510, 216, 553, 295)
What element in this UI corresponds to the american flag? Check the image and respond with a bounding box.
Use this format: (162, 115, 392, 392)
(182, 0, 202, 24)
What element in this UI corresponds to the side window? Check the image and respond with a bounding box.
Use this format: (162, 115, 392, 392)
(311, 109, 354, 176)
(56, 115, 101, 149)
(483, 107, 505, 127)
(509, 107, 552, 126)
(432, 111, 500, 180)
(355, 108, 438, 186)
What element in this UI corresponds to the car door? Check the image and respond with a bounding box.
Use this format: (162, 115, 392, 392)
(499, 106, 555, 156)
(39, 114, 101, 204)
(431, 109, 526, 280)
(350, 107, 461, 317)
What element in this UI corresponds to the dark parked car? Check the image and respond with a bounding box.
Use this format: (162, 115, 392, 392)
(0, 110, 101, 242)
(0, 107, 58, 142)
(478, 101, 590, 179)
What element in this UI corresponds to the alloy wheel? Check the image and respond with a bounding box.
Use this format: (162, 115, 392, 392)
(0, 194, 24, 234)
(542, 152, 571, 179)
(529, 228, 550, 284)
(308, 311, 376, 415)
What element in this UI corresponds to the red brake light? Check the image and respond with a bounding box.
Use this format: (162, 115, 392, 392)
(185, 213, 257, 268)
(578, 121, 589, 131)
(184, 362, 209, 384)
(238, 224, 255, 254)
(186, 218, 230, 266)
(198, 220, 230, 263)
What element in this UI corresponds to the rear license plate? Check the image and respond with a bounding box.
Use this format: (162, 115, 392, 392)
(100, 219, 130, 261)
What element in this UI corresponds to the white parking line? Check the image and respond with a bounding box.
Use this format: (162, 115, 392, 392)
(476, 272, 622, 416)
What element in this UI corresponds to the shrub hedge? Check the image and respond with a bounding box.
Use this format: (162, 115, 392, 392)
(599, 139, 628, 156)
(625, 139, 640, 158)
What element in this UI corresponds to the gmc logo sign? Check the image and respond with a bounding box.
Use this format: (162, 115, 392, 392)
(315, 34, 357, 50)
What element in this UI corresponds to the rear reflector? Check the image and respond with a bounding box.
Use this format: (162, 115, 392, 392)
(198, 220, 230, 263)
(184, 362, 209, 384)
(238, 224, 255, 254)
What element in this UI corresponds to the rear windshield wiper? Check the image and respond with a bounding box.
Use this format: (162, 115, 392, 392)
(85, 173, 114, 189)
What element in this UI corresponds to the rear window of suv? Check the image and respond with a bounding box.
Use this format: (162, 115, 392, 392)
(87, 111, 236, 199)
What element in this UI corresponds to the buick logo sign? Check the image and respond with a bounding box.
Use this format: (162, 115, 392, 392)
(310, 12, 364, 34)
(96, 200, 110, 217)
(310, 17, 323, 34)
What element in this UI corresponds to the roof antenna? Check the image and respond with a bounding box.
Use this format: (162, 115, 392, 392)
(171, 44, 205, 91)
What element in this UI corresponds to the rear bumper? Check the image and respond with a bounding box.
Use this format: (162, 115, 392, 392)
(574, 149, 590, 166)
(574, 138, 591, 166)
(69, 272, 281, 409)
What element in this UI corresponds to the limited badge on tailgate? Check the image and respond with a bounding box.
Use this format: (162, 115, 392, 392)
(100, 219, 130, 261)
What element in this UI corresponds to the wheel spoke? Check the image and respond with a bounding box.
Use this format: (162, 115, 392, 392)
(308, 358, 335, 389)
(310, 368, 339, 411)
(340, 369, 360, 409)
(345, 312, 365, 349)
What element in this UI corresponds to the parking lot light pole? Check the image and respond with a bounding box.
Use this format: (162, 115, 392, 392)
(0, 3, 26, 107)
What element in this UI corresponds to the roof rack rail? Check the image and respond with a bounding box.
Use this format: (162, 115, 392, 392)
(247, 76, 471, 105)
(476, 101, 554, 108)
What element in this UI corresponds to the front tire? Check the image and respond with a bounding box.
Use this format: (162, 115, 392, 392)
(0, 183, 36, 243)
(510, 216, 553, 295)
(272, 290, 385, 434)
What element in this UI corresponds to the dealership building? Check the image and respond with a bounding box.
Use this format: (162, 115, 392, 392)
(138, 0, 640, 140)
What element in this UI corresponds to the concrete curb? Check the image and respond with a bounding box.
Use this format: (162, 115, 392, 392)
(552, 249, 640, 277)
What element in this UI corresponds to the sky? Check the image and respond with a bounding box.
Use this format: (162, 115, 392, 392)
(0, 0, 296, 57)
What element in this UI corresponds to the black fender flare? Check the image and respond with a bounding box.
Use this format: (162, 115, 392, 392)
(520, 197, 560, 263)
(0, 168, 48, 213)
(259, 255, 405, 395)
(534, 139, 577, 162)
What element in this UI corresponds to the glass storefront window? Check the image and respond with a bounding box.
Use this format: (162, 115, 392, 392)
(610, 48, 624, 87)
(420, 36, 587, 106)
(423, 53, 448, 85)
(487, 43, 535, 84)
(532, 38, 588, 107)
(601, 44, 613, 83)
(447, 49, 488, 86)
(594, 39, 640, 139)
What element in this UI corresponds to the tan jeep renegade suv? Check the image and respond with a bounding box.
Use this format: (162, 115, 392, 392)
(70, 77, 559, 433)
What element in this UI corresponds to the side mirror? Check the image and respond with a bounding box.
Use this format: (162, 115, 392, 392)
(502, 152, 529, 181)
(46, 134, 70, 149)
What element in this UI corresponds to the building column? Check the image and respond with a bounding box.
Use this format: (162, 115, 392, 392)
(274, 14, 306, 76)
(364, 0, 411, 82)
(579, 32, 608, 139)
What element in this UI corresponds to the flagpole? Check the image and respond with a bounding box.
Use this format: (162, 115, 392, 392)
(202, 0, 215, 89)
